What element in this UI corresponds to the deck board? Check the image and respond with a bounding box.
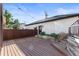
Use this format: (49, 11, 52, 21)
(8, 40, 19, 56)
(0, 37, 67, 56)
(8, 41, 15, 56)
(0, 40, 25, 56)
(4, 41, 8, 56)
(0, 42, 5, 56)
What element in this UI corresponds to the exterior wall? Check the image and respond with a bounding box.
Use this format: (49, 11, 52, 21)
(0, 3, 2, 52)
(3, 16, 6, 29)
(53, 16, 78, 34)
(25, 16, 79, 34)
(19, 24, 26, 29)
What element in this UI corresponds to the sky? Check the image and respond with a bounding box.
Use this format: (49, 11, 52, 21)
(3, 3, 79, 24)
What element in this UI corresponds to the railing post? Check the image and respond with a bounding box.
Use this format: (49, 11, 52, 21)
(77, 20, 79, 36)
(69, 27, 71, 36)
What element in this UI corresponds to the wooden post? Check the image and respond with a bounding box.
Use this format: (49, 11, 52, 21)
(37, 26, 39, 35)
(77, 17, 79, 36)
(69, 27, 71, 36)
(0, 3, 3, 52)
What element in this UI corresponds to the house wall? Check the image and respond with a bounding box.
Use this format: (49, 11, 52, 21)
(25, 16, 79, 34)
(19, 24, 26, 29)
(3, 16, 6, 29)
(0, 3, 2, 52)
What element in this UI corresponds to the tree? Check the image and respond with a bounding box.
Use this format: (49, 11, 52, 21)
(13, 19, 20, 29)
(4, 10, 20, 29)
(4, 10, 14, 29)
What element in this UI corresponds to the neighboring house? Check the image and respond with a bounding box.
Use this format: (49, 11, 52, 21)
(19, 23, 26, 29)
(3, 16, 7, 29)
(25, 13, 79, 34)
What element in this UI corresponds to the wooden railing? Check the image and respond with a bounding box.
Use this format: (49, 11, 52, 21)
(69, 19, 79, 36)
(3, 29, 37, 40)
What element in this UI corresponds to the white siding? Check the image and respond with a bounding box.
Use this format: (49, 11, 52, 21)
(25, 16, 79, 34)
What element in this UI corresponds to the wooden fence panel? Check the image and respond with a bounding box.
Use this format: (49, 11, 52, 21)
(3, 29, 37, 40)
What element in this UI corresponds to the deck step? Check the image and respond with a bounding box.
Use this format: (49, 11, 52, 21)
(50, 42, 69, 56)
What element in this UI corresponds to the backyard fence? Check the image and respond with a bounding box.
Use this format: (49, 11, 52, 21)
(3, 29, 37, 40)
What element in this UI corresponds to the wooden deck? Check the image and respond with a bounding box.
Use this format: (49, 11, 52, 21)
(0, 40, 25, 56)
(0, 37, 67, 56)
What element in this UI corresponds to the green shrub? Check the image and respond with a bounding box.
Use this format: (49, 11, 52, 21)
(45, 34, 50, 36)
(40, 32, 46, 35)
(50, 33, 59, 39)
(40, 32, 59, 40)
